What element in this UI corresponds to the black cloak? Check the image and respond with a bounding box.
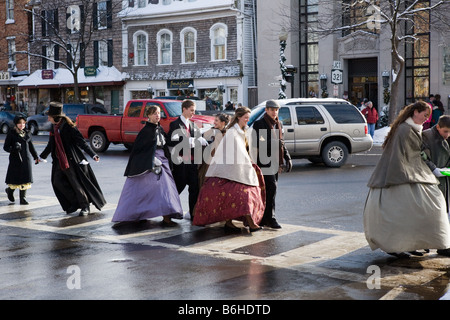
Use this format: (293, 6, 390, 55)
(4, 128, 38, 185)
(40, 119, 106, 211)
(124, 121, 170, 177)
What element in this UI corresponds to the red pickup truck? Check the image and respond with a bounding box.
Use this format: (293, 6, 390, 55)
(76, 99, 215, 153)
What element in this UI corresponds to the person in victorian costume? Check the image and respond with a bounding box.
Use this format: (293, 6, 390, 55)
(39, 102, 106, 216)
(112, 105, 183, 227)
(4, 115, 39, 204)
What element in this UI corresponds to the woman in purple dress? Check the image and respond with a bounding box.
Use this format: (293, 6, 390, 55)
(112, 105, 183, 226)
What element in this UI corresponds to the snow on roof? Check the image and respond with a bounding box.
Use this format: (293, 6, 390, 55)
(18, 66, 125, 88)
(119, 0, 234, 18)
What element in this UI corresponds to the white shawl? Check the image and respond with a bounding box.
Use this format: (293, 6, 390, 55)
(205, 124, 259, 186)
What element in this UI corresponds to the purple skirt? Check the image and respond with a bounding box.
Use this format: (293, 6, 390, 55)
(112, 149, 183, 222)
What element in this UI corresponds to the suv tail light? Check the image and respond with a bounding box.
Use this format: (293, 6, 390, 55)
(365, 125, 368, 135)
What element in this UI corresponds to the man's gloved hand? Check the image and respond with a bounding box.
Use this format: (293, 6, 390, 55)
(433, 168, 445, 177)
(284, 155, 292, 173)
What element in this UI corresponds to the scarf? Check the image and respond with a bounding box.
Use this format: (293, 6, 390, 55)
(54, 122, 70, 171)
(263, 113, 284, 166)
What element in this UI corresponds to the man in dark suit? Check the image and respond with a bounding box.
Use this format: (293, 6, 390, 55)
(252, 99, 292, 229)
(167, 99, 207, 220)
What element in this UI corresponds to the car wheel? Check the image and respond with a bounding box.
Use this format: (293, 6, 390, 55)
(1, 123, 9, 134)
(29, 122, 39, 135)
(89, 131, 110, 153)
(321, 141, 348, 168)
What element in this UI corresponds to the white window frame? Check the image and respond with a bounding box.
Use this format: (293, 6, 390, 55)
(180, 27, 197, 64)
(6, 0, 14, 21)
(97, 1, 108, 30)
(7, 37, 15, 63)
(210, 23, 227, 61)
(133, 31, 148, 66)
(157, 29, 172, 65)
(98, 40, 108, 66)
(47, 44, 56, 70)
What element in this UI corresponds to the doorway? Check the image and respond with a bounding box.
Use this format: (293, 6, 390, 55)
(348, 58, 378, 111)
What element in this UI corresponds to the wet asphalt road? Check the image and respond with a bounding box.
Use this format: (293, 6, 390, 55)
(0, 133, 449, 303)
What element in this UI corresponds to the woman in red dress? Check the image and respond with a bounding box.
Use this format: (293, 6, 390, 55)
(193, 107, 265, 232)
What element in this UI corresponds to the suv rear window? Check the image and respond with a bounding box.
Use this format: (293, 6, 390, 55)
(323, 104, 365, 123)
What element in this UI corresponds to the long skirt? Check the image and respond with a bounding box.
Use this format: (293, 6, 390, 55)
(193, 164, 265, 226)
(363, 183, 450, 253)
(112, 149, 183, 222)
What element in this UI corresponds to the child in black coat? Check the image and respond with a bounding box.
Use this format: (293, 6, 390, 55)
(3, 115, 39, 204)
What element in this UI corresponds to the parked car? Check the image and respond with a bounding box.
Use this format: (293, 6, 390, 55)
(27, 103, 108, 135)
(76, 99, 215, 153)
(0, 111, 27, 134)
(248, 98, 373, 167)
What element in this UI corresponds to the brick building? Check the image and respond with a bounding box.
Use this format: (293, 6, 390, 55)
(120, 0, 257, 109)
(0, 0, 31, 111)
(18, 0, 124, 114)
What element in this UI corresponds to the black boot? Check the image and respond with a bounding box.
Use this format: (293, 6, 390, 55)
(5, 187, 15, 202)
(19, 190, 28, 205)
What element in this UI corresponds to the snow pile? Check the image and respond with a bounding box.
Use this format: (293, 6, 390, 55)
(372, 126, 390, 146)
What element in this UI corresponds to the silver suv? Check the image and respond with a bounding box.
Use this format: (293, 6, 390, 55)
(248, 98, 373, 167)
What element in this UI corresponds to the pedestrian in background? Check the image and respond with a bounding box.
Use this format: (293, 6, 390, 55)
(363, 101, 450, 258)
(251, 99, 292, 229)
(361, 101, 378, 138)
(4, 115, 39, 205)
(422, 115, 450, 212)
(193, 107, 265, 232)
(39, 102, 106, 216)
(112, 105, 183, 227)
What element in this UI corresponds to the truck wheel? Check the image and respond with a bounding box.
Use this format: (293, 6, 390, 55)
(90, 131, 110, 153)
(321, 141, 348, 168)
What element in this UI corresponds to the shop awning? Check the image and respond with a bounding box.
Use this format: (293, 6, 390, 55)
(18, 66, 126, 89)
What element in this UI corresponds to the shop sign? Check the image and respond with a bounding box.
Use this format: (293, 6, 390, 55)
(84, 66, 97, 77)
(167, 79, 193, 89)
(0, 71, 10, 80)
(41, 69, 54, 80)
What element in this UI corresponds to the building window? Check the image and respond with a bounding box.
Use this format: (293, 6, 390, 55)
(94, 0, 112, 30)
(299, 0, 319, 98)
(342, 0, 380, 36)
(405, 0, 430, 105)
(42, 44, 59, 70)
(6, 0, 14, 21)
(181, 27, 196, 64)
(94, 39, 113, 67)
(210, 23, 227, 61)
(7, 38, 15, 64)
(158, 29, 172, 65)
(134, 31, 148, 66)
(162, 0, 172, 5)
(41, 9, 58, 36)
(138, 0, 146, 8)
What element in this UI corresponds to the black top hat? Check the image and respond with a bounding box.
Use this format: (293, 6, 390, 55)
(46, 102, 64, 117)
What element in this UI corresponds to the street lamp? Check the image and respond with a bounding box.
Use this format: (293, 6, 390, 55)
(320, 74, 328, 98)
(147, 84, 154, 98)
(278, 28, 288, 99)
(285, 64, 297, 98)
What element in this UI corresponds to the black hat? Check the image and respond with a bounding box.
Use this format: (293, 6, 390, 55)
(46, 102, 64, 117)
(13, 114, 27, 125)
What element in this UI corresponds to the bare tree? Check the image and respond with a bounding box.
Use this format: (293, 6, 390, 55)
(19, 0, 121, 103)
(282, 0, 450, 123)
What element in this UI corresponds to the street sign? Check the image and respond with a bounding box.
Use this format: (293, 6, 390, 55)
(331, 69, 343, 84)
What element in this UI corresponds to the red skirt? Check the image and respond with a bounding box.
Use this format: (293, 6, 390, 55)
(193, 164, 266, 226)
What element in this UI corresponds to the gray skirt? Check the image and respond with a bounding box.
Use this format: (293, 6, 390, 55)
(364, 183, 450, 253)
